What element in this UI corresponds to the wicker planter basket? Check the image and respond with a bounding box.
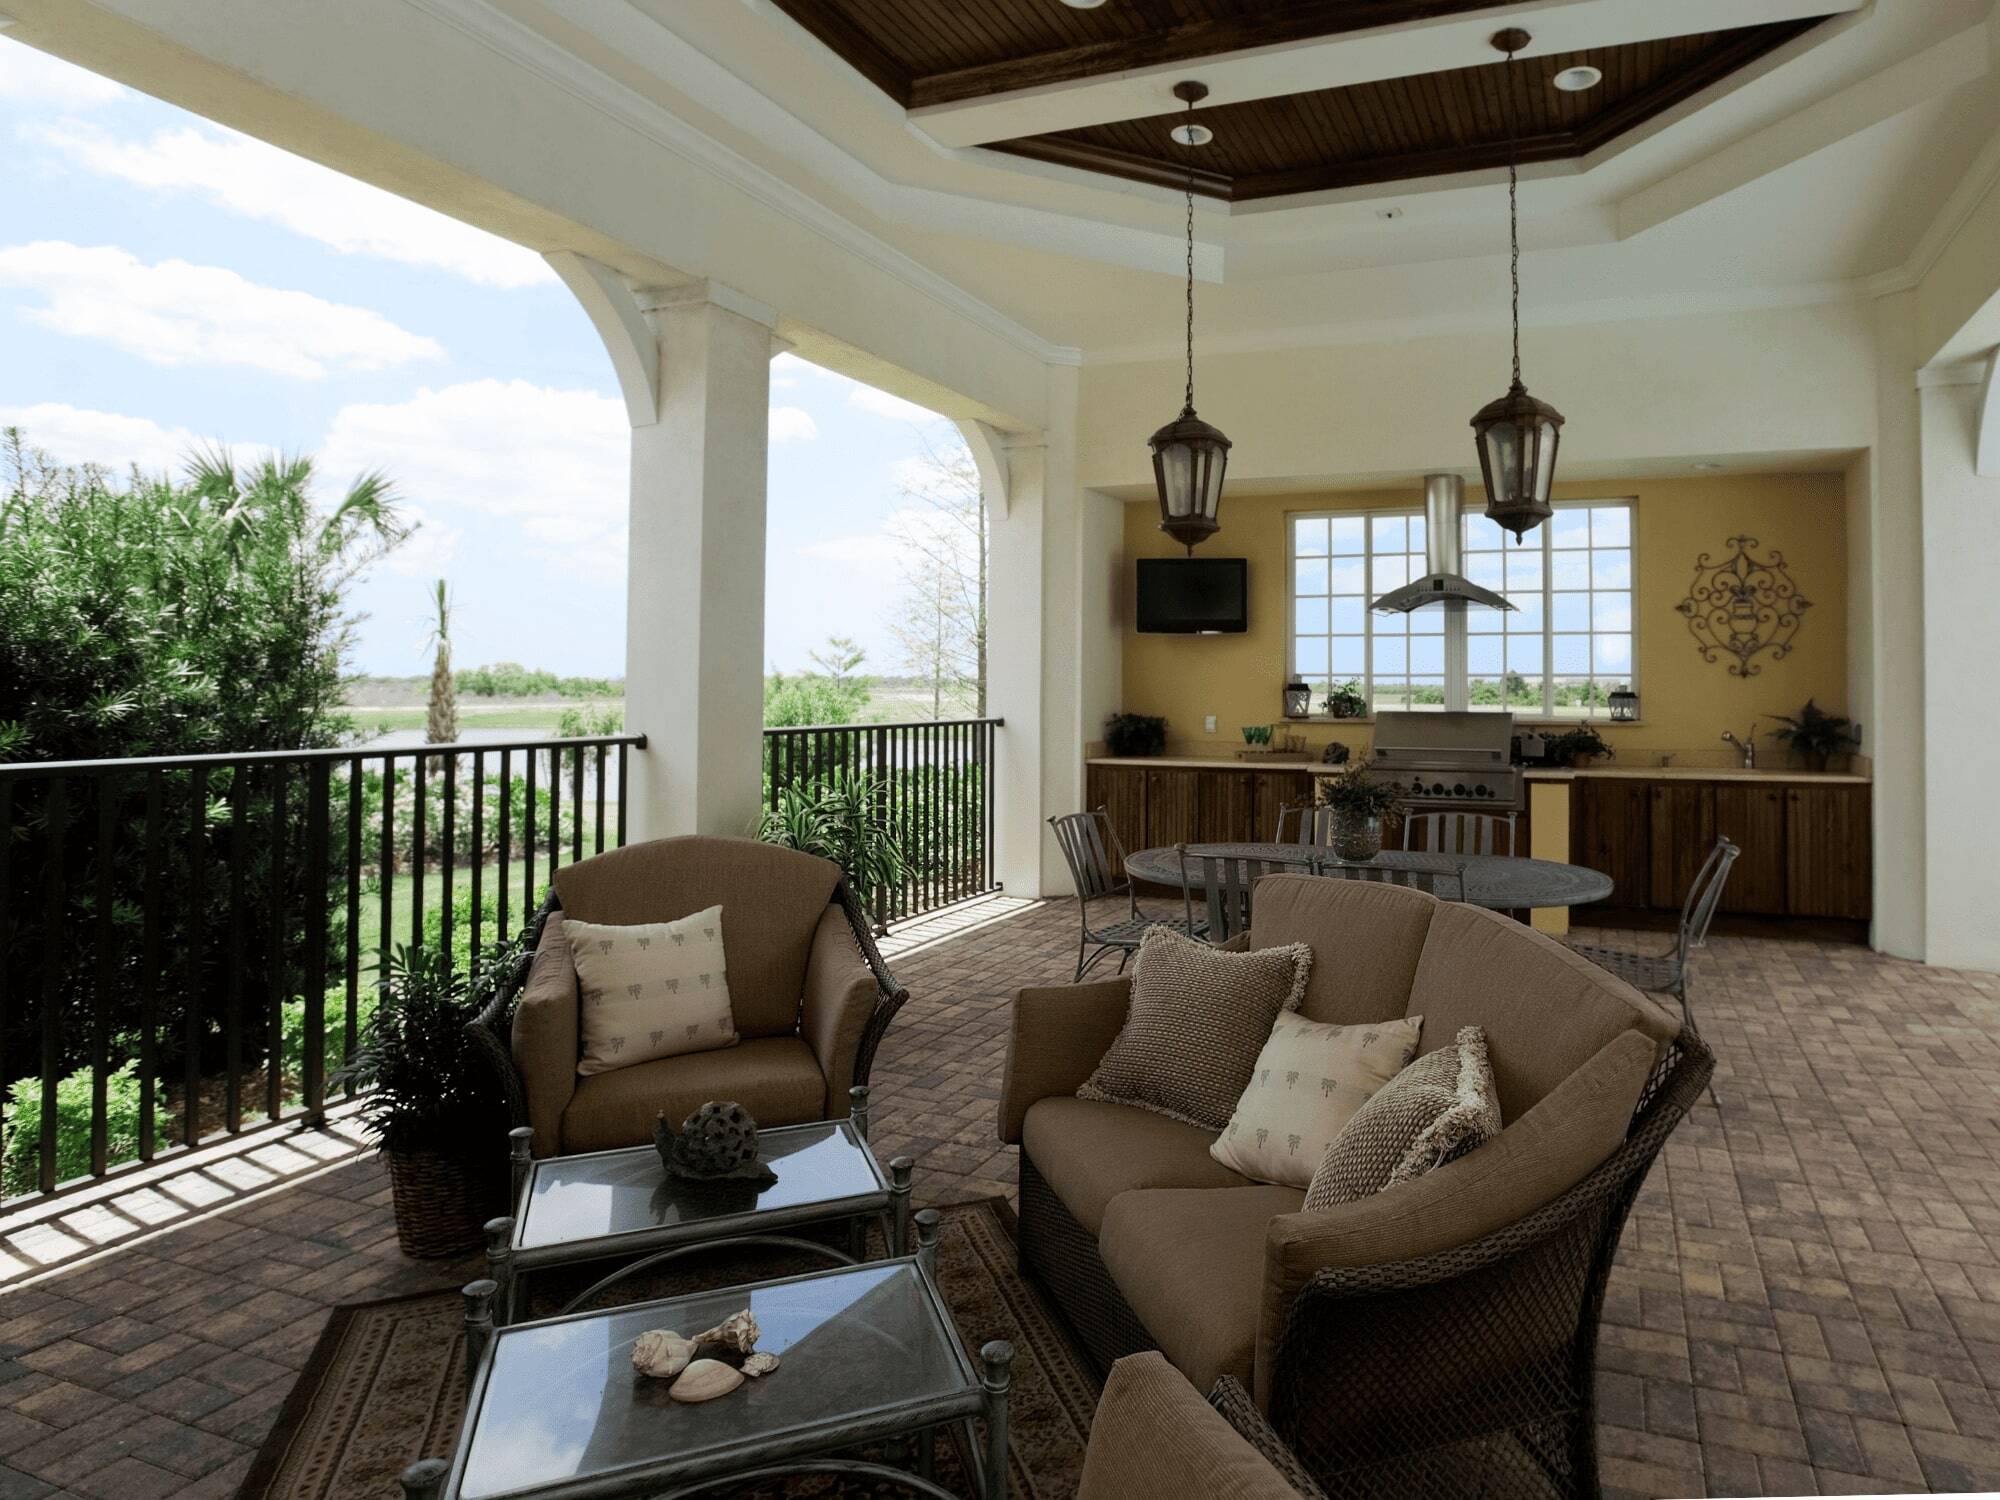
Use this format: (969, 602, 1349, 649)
(385, 1147, 505, 1259)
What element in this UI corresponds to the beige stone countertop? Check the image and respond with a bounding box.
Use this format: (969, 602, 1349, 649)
(1523, 766, 1871, 785)
(1087, 755, 1322, 771)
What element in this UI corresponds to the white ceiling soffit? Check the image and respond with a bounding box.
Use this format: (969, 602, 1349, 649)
(911, 0, 1864, 150)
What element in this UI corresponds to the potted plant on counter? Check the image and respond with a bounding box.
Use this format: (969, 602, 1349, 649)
(1323, 680, 1367, 720)
(1316, 760, 1402, 861)
(1768, 699, 1859, 773)
(336, 942, 514, 1258)
(1546, 727, 1612, 769)
(1104, 712, 1168, 757)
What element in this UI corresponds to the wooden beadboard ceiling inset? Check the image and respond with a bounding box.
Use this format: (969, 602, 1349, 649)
(994, 23, 1822, 200)
(768, 0, 1511, 110)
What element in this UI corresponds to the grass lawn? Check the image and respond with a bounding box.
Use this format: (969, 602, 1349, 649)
(352, 826, 613, 964)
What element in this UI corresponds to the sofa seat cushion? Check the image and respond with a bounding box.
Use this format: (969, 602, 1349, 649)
(1100, 1185, 1304, 1396)
(560, 1036, 825, 1154)
(1022, 1097, 1248, 1236)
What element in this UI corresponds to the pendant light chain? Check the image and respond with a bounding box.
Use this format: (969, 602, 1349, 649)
(1183, 93, 1197, 417)
(1506, 48, 1521, 389)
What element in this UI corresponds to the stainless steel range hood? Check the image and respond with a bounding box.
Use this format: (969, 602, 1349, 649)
(1370, 473, 1514, 614)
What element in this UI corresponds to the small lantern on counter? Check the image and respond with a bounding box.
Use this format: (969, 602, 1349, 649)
(1608, 687, 1639, 722)
(1283, 679, 1312, 719)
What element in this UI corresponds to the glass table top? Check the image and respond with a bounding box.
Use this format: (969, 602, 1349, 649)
(458, 1261, 970, 1498)
(518, 1121, 886, 1251)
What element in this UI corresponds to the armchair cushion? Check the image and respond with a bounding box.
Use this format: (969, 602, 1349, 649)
(800, 905, 875, 1117)
(998, 976, 1132, 1144)
(1078, 1353, 1314, 1500)
(1022, 1097, 1247, 1236)
(1254, 1028, 1657, 1400)
(1099, 1184, 1305, 1396)
(551, 836, 840, 1038)
(511, 917, 580, 1158)
(559, 1036, 825, 1154)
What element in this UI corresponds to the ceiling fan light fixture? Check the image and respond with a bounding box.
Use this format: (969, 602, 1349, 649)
(1552, 64, 1603, 93)
(1170, 122, 1213, 147)
(1059, 0, 1108, 8)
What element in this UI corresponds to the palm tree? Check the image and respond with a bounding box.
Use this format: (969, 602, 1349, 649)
(425, 579, 457, 746)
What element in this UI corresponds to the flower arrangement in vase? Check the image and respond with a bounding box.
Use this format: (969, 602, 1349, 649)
(1316, 761, 1402, 861)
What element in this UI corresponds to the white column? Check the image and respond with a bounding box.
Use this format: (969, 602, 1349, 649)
(988, 432, 1051, 896)
(625, 281, 777, 840)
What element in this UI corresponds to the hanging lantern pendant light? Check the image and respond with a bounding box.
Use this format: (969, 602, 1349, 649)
(1472, 29, 1564, 544)
(1151, 80, 1232, 554)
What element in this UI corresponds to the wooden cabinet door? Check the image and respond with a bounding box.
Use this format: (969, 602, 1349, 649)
(1648, 783, 1715, 910)
(1086, 764, 1146, 878)
(1711, 785, 1787, 915)
(1575, 778, 1652, 907)
(1786, 785, 1872, 919)
(1144, 768, 1201, 850)
(1256, 772, 1313, 841)
(1196, 771, 1258, 843)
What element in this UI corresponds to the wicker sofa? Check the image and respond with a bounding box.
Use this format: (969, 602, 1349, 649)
(1000, 874, 1712, 1499)
(471, 835, 907, 1157)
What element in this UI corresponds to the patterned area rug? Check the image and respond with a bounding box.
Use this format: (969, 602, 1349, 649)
(241, 1199, 1101, 1499)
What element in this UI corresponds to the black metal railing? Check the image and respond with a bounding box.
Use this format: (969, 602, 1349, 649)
(0, 733, 642, 1205)
(762, 718, 1001, 928)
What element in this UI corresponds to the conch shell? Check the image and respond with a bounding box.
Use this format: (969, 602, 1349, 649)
(740, 1352, 780, 1378)
(631, 1330, 698, 1379)
(692, 1308, 759, 1355)
(668, 1358, 745, 1403)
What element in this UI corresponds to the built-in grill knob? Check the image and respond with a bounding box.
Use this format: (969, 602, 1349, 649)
(1453, 783, 1467, 796)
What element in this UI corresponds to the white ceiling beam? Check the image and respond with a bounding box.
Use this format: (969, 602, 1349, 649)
(1616, 26, 1988, 240)
(910, 0, 1862, 149)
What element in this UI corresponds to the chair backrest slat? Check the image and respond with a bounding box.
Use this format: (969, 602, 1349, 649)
(1403, 810, 1517, 858)
(1678, 836, 1740, 964)
(1178, 845, 1297, 940)
(1049, 807, 1126, 903)
(1276, 802, 1335, 846)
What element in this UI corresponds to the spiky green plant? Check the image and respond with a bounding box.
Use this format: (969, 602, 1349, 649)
(757, 770, 907, 915)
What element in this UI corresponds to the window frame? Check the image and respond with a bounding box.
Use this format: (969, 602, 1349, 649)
(1286, 497, 1638, 721)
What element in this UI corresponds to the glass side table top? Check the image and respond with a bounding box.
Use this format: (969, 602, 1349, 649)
(457, 1260, 972, 1500)
(517, 1120, 887, 1252)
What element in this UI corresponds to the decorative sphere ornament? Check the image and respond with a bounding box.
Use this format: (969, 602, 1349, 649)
(655, 1101, 777, 1186)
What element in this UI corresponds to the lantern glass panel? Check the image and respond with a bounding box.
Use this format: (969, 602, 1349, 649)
(1158, 443, 1195, 518)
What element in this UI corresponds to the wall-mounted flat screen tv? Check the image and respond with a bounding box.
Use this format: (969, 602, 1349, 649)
(1136, 557, 1248, 634)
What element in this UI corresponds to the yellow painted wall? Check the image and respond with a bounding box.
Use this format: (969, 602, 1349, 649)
(1118, 472, 1850, 766)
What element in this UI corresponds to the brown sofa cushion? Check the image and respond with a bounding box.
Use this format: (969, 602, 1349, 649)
(512, 917, 580, 1157)
(559, 1035, 825, 1154)
(1101, 1184, 1305, 1396)
(1078, 1353, 1314, 1500)
(1078, 925, 1310, 1130)
(1405, 903, 1675, 1120)
(1246, 875, 1437, 1026)
(1023, 1097, 1248, 1236)
(1255, 1029, 1656, 1400)
(552, 836, 840, 1038)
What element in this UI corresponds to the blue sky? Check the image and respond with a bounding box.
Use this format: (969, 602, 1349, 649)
(0, 37, 958, 679)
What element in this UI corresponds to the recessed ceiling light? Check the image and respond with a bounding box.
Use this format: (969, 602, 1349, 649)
(1552, 65, 1603, 93)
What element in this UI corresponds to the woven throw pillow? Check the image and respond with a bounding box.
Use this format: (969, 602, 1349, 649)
(1304, 1025, 1502, 1210)
(566, 906, 737, 1076)
(1077, 925, 1311, 1131)
(1209, 1012, 1422, 1188)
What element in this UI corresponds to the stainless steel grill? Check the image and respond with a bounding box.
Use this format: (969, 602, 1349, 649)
(1367, 710, 1521, 812)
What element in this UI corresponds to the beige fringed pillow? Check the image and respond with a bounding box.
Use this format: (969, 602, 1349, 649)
(1210, 1013, 1422, 1188)
(1304, 1025, 1502, 1209)
(1077, 926, 1311, 1131)
(566, 906, 737, 1076)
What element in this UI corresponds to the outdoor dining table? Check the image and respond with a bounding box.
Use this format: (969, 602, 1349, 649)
(1120, 841, 1614, 912)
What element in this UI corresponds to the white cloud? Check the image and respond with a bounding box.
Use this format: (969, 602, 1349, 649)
(380, 503, 464, 578)
(0, 241, 444, 377)
(0, 401, 262, 475)
(0, 39, 126, 109)
(797, 533, 899, 565)
(768, 405, 818, 443)
(28, 121, 553, 288)
(319, 379, 628, 579)
(846, 384, 938, 423)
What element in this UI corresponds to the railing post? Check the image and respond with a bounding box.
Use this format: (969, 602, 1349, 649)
(303, 760, 330, 1126)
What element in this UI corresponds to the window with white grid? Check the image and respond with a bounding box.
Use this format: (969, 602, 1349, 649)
(1289, 500, 1635, 718)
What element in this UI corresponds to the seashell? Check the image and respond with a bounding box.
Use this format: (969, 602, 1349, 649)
(631, 1329, 697, 1379)
(740, 1352, 780, 1378)
(692, 1308, 759, 1355)
(668, 1358, 744, 1403)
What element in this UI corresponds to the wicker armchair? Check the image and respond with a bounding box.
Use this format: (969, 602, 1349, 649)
(469, 835, 907, 1158)
(1000, 873, 1709, 1500)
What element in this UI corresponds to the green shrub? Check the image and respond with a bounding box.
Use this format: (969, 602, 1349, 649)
(2, 1061, 144, 1199)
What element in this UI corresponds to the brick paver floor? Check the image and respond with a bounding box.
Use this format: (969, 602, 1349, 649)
(2, 900, 1998, 1498)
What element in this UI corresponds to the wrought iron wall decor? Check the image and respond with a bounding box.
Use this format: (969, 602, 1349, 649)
(1676, 535, 1812, 677)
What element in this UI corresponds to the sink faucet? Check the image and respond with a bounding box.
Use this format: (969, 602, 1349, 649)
(1720, 724, 1757, 769)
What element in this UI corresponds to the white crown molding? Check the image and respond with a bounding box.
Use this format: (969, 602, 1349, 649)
(1914, 358, 1987, 388)
(1865, 107, 2000, 299)
(403, 0, 1083, 367)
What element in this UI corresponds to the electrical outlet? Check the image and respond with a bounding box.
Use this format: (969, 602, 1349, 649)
(1204, 714, 1217, 734)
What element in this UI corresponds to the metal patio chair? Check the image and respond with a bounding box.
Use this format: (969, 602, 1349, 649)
(1403, 809, 1519, 857)
(1176, 843, 1307, 943)
(1049, 808, 1198, 981)
(1274, 801, 1335, 846)
(1319, 853, 1468, 903)
(1570, 835, 1739, 1041)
